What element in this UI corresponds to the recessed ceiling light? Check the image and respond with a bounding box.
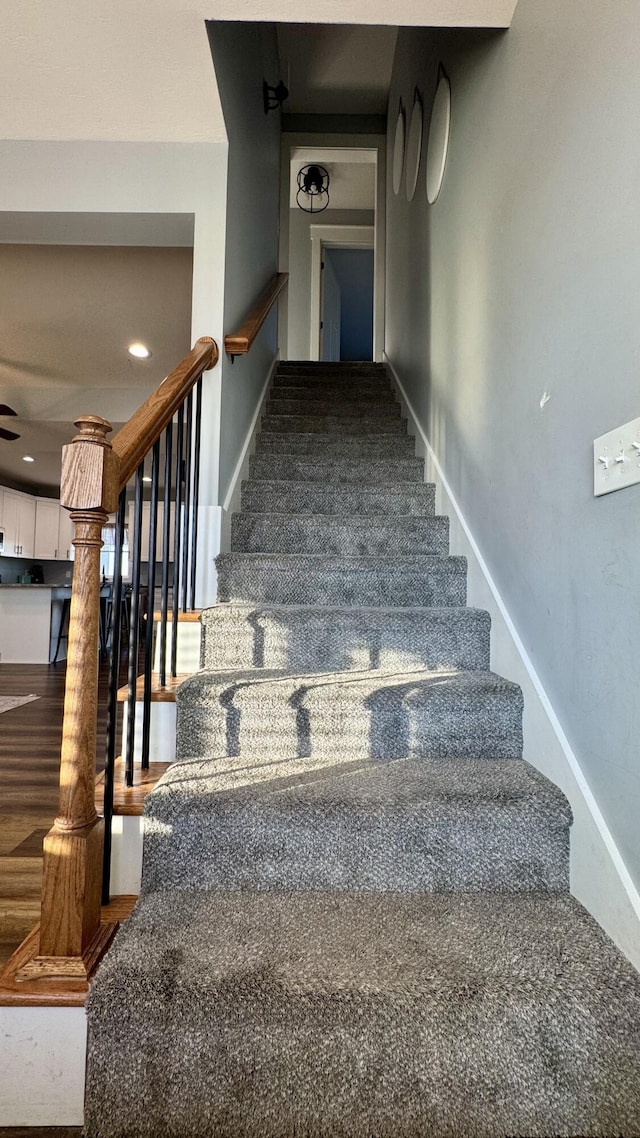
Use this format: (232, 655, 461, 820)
(22, 455, 35, 462)
(128, 342, 152, 359)
(142, 476, 152, 483)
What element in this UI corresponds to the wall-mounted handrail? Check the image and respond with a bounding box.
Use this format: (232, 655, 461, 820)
(224, 272, 288, 356)
(13, 335, 218, 989)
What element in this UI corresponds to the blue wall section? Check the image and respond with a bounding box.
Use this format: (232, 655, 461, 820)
(325, 248, 374, 361)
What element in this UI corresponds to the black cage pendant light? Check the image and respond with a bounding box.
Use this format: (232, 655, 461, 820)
(296, 164, 330, 213)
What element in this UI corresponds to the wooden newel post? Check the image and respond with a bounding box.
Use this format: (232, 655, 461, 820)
(17, 416, 120, 983)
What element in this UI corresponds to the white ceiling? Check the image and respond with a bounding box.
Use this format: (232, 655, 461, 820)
(211, 0, 517, 26)
(0, 3, 225, 143)
(278, 25, 397, 115)
(0, 2, 517, 144)
(0, 243, 193, 495)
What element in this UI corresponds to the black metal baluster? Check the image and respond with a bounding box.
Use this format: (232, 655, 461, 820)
(125, 463, 144, 787)
(141, 440, 160, 771)
(159, 422, 173, 690)
(101, 490, 126, 904)
(181, 391, 193, 614)
(189, 377, 203, 611)
(171, 406, 184, 678)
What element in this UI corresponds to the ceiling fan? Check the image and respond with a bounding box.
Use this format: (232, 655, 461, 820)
(0, 405, 20, 442)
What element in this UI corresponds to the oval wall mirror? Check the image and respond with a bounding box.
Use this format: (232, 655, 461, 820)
(392, 104, 406, 196)
(405, 92, 423, 202)
(426, 71, 451, 204)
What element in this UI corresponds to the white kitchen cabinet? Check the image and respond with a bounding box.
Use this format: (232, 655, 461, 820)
(0, 491, 19, 553)
(18, 495, 36, 558)
(57, 506, 75, 561)
(1, 490, 36, 558)
(35, 498, 61, 560)
(128, 501, 176, 562)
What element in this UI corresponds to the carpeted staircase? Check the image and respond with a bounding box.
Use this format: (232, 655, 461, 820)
(85, 362, 640, 1137)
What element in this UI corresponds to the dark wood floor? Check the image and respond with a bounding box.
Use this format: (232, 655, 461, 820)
(0, 661, 115, 969)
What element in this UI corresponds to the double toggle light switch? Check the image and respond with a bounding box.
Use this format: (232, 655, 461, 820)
(594, 417, 640, 496)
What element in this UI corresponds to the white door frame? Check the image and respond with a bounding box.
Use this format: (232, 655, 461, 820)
(309, 225, 375, 361)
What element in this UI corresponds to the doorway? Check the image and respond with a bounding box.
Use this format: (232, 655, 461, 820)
(280, 140, 384, 362)
(321, 247, 375, 361)
(309, 223, 375, 360)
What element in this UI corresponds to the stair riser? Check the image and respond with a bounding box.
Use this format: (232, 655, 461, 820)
(266, 399, 401, 417)
(241, 482, 435, 516)
(143, 805, 568, 895)
(175, 684, 521, 763)
(216, 559, 467, 607)
(262, 415, 407, 435)
(277, 363, 387, 374)
(255, 434, 416, 457)
(272, 382, 397, 400)
(248, 454, 424, 485)
(230, 515, 449, 556)
(200, 607, 491, 673)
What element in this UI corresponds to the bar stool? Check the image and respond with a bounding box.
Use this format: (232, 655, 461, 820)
(52, 598, 71, 665)
(103, 581, 131, 655)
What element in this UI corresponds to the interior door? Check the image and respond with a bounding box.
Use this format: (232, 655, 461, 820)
(320, 252, 341, 362)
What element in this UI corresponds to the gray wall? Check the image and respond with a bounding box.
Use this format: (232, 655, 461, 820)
(287, 208, 375, 359)
(208, 22, 282, 502)
(386, 4, 640, 888)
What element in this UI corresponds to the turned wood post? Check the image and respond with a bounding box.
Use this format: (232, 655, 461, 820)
(19, 416, 120, 980)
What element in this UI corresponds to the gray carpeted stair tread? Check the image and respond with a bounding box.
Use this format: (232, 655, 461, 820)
(255, 432, 416, 456)
(216, 552, 466, 607)
(241, 479, 435, 516)
(248, 453, 424, 484)
(230, 513, 448, 555)
(141, 757, 570, 896)
(261, 414, 408, 435)
(271, 386, 395, 402)
(266, 397, 402, 418)
(272, 383, 397, 401)
(200, 603, 491, 672)
(85, 890, 640, 1138)
(175, 666, 522, 762)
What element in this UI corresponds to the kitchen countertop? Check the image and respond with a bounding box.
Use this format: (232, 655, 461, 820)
(0, 583, 71, 589)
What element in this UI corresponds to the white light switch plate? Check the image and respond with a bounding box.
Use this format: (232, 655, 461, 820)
(594, 416, 640, 496)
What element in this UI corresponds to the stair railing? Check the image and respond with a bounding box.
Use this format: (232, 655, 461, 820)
(16, 336, 218, 985)
(224, 272, 288, 357)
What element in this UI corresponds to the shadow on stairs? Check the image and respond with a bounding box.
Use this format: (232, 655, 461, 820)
(83, 362, 640, 1138)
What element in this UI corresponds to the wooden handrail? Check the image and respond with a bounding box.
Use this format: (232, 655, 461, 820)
(224, 272, 288, 356)
(12, 336, 218, 989)
(113, 337, 217, 487)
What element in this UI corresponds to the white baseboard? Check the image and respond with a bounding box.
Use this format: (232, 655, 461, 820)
(220, 357, 279, 552)
(385, 352, 640, 971)
(195, 503, 223, 609)
(110, 814, 144, 895)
